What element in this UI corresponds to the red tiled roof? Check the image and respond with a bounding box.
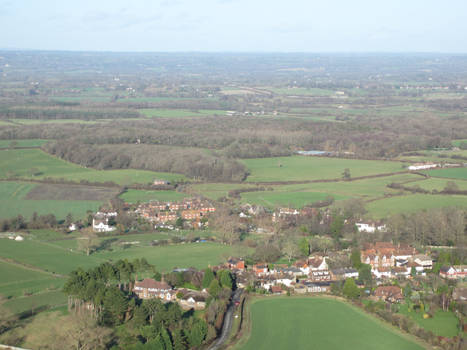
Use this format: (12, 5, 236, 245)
(135, 278, 170, 290)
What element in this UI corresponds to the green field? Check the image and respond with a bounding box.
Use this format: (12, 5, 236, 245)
(239, 173, 421, 208)
(366, 194, 467, 218)
(93, 242, 246, 272)
(241, 190, 345, 208)
(424, 167, 467, 180)
(0, 139, 49, 148)
(0, 238, 105, 275)
(139, 108, 227, 118)
(3, 291, 67, 315)
(398, 305, 460, 338)
(269, 87, 336, 96)
(119, 189, 187, 203)
(0, 149, 186, 185)
(0, 182, 102, 220)
(0, 260, 65, 298)
(188, 183, 260, 200)
(451, 139, 467, 147)
(238, 298, 424, 350)
(409, 178, 467, 191)
(241, 156, 405, 182)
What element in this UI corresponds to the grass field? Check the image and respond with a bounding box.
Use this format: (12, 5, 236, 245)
(188, 183, 260, 200)
(0, 149, 186, 185)
(0, 181, 103, 220)
(241, 190, 345, 208)
(366, 194, 467, 218)
(239, 173, 421, 208)
(452, 139, 467, 147)
(119, 189, 187, 203)
(269, 87, 335, 96)
(424, 167, 467, 180)
(0, 260, 65, 298)
(0, 238, 105, 275)
(398, 305, 460, 338)
(409, 178, 467, 191)
(93, 242, 247, 272)
(238, 297, 424, 350)
(0, 139, 49, 148)
(241, 156, 405, 182)
(139, 108, 227, 118)
(3, 291, 67, 315)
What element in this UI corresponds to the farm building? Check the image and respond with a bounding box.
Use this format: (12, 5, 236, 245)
(408, 163, 439, 171)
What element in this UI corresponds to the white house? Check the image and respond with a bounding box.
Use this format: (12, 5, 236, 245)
(68, 223, 77, 231)
(93, 220, 116, 232)
(356, 222, 387, 233)
(408, 163, 439, 171)
(14, 235, 24, 241)
(413, 255, 433, 270)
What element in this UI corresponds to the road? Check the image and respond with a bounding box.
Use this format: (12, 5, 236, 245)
(208, 288, 243, 350)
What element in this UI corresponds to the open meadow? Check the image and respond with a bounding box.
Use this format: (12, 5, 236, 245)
(423, 167, 467, 180)
(366, 194, 467, 218)
(239, 173, 421, 208)
(241, 156, 405, 182)
(237, 297, 424, 350)
(0, 182, 103, 220)
(119, 189, 187, 203)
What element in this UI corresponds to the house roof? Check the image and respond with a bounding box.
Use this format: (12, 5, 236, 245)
(135, 278, 171, 290)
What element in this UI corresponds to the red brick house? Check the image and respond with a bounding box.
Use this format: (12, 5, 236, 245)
(374, 286, 403, 303)
(133, 278, 172, 300)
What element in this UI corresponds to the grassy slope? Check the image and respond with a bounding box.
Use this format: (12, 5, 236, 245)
(93, 242, 246, 272)
(238, 298, 424, 350)
(0, 139, 49, 148)
(242, 156, 405, 182)
(238, 173, 420, 208)
(398, 305, 460, 338)
(0, 149, 186, 184)
(0, 238, 105, 275)
(423, 168, 467, 180)
(119, 189, 187, 203)
(409, 177, 467, 191)
(366, 194, 467, 219)
(0, 181, 102, 220)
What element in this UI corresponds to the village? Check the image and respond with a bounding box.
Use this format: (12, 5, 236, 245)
(130, 241, 466, 309)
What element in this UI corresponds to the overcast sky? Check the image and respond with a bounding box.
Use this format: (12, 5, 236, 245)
(1, 0, 466, 52)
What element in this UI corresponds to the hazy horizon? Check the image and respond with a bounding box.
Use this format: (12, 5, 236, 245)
(1, 0, 467, 53)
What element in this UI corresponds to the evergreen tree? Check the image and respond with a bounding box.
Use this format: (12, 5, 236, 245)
(202, 268, 215, 289)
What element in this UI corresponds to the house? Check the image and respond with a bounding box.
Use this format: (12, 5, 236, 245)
(153, 179, 170, 186)
(14, 235, 24, 241)
(308, 257, 328, 271)
(303, 281, 330, 293)
(133, 278, 172, 300)
(281, 267, 303, 277)
(391, 266, 410, 278)
(372, 267, 392, 279)
(408, 163, 439, 171)
(275, 275, 296, 287)
(374, 286, 403, 303)
(253, 264, 269, 276)
(179, 292, 208, 310)
(270, 285, 285, 295)
(310, 269, 331, 282)
(452, 286, 467, 302)
(226, 257, 246, 271)
(92, 214, 116, 232)
(413, 255, 433, 270)
(68, 223, 77, 231)
(294, 260, 310, 275)
(440, 265, 467, 280)
(331, 268, 359, 280)
(356, 222, 387, 233)
(181, 210, 203, 221)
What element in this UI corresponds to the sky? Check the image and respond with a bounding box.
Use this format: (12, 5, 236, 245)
(1, 0, 466, 52)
